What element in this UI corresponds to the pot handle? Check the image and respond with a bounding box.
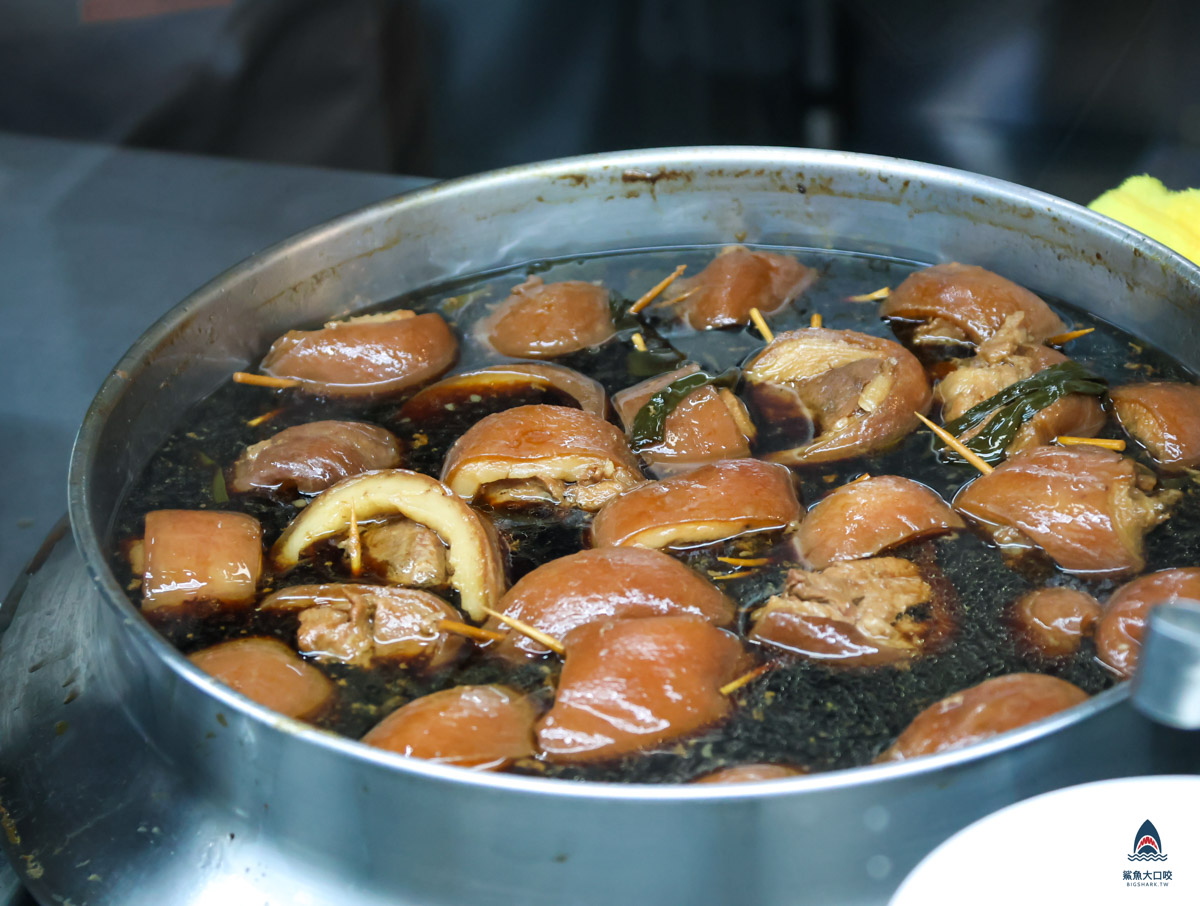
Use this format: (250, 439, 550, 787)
(1131, 600, 1200, 730)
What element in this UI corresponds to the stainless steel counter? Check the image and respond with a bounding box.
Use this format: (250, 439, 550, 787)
(0, 131, 430, 597)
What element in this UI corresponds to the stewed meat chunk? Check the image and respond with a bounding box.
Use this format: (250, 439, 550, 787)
(271, 469, 507, 621)
(260, 584, 465, 671)
(881, 263, 1066, 349)
(953, 445, 1178, 576)
(189, 637, 334, 720)
(142, 510, 263, 612)
(478, 276, 616, 358)
(1011, 587, 1102, 657)
(749, 558, 938, 666)
(793, 475, 962, 569)
(260, 310, 457, 397)
(877, 673, 1087, 761)
(1110, 382, 1200, 470)
(613, 364, 754, 472)
(1095, 568, 1200, 678)
(358, 520, 448, 587)
(591, 459, 800, 550)
(442, 405, 643, 512)
(486, 547, 734, 659)
(536, 616, 747, 763)
(745, 327, 931, 465)
(362, 685, 538, 770)
(934, 314, 1105, 453)
(228, 420, 403, 496)
(665, 246, 814, 330)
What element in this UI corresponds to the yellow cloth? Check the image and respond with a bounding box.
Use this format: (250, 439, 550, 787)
(1088, 175, 1200, 265)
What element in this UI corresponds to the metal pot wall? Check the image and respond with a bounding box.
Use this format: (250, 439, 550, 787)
(3, 147, 1200, 905)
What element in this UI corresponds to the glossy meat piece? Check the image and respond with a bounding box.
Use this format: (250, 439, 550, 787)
(691, 764, 805, 784)
(877, 673, 1088, 761)
(1110, 382, 1200, 469)
(362, 685, 538, 770)
(359, 520, 448, 587)
(442, 405, 643, 512)
(666, 246, 815, 330)
(591, 459, 799, 550)
(935, 316, 1105, 453)
(260, 584, 465, 671)
(953, 445, 1178, 576)
(745, 328, 931, 465)
(749, 558, 935, 666)
(399, 362, 607, 420)
(1011, 587, 1102, 657)
(487, 547, 734, 659)
(271, 469, 507, 622)
(536, 616, 746, 763)
(1095, 568, 1200, 678)
(478, 276, 616, 358)
(612, 364, 754, 472)
(794, 475, 963, 569)
(142, 510, 262, 612)
(228, 420, 403, 496)
(881, 263, 1066, 346)
(189, 637, 333, 720)
(260, 310, 457, 398)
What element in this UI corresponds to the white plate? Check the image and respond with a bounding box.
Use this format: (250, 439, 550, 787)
(891, 775, 1200, 906)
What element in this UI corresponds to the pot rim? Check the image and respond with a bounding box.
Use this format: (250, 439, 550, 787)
(67, 144, 1199, 801)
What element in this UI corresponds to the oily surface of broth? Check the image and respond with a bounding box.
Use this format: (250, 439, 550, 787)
(110, 246, 1200, 783)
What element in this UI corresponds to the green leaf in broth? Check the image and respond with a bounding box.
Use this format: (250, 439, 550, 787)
(938, 360, 1107, 464)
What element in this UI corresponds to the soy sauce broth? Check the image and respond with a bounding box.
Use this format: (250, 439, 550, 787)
(110, 245, 1200, 782)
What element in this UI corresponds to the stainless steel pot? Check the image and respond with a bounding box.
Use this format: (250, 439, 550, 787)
(4, 147, 1200, 906)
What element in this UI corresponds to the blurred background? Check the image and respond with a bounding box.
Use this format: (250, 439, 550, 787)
(2, 0, 1198, 203)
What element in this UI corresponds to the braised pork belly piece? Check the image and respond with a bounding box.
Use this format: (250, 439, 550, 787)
(260, 310, 457, 397)
(613, 364, 755, 473)
(228, 420, 403, 496)
(1011, 587, 1102, 658)
(881, 262, 1066, 351)
(877, 673, 1087, 761)
(744, 327, 931, 465)
(793, 475, 963, 569)
(141, 510, 263, 612)
(749, 558, 939, 666)
(270, 469, 507, 621)
(664, 246, 815, 330)
(441, 404, 643, 512)
(260, 584, 465, 671)
(362, 685, 538, 770)
(953, 445, 1178, 576)
(1110, 382, 1200, 470)
(536, 615, 747, 763)
(189, 637, 334, 720)
(399, 362, 607, 421)
(1095, 568, 1200, 678)
(477, 276, 616, 358)
(934, 314, 1105, 454)
(486, 547, 734, 660)
(591, 459, 799, 550)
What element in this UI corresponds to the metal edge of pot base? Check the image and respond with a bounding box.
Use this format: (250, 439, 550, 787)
(4, 147, 1199, 904)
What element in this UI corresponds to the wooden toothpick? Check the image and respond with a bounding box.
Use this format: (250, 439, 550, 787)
(630, 264, 687, 314)
(749, 307, 774, 343)
(915, 412, 994, 475)
(480, 606, 565, 656)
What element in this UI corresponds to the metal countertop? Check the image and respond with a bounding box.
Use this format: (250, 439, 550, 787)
(0, 131, 430, 597)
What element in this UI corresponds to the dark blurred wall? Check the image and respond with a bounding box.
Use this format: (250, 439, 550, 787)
(0, 0, 1197, 201)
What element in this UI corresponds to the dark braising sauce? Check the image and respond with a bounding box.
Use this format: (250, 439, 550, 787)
(110, 246, 1200, 782)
